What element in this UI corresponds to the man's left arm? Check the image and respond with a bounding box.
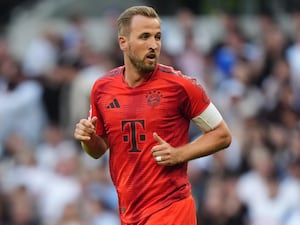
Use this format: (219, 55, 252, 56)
(151, 103, 232, 165)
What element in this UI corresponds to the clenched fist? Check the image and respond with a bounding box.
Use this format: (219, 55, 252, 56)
(74, 116, 97, 141)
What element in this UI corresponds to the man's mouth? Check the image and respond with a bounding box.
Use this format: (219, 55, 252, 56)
(146, 53, 156, 59)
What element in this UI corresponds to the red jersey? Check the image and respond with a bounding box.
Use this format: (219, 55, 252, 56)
(89, 64, 210, 223)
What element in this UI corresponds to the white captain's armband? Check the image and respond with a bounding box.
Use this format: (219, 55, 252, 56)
(192, 102, 223, 132)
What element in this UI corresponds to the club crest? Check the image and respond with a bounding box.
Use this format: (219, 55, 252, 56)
(145, 90, 163, 106)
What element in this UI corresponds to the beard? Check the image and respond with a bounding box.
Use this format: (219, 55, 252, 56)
(128, 47, 157, 73)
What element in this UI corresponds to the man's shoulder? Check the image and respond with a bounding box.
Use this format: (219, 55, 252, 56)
(157, 64, 200, 87)
(104, 66, 124, 78)
(157, 64, 177, 75)
(94, 66, 124, 84)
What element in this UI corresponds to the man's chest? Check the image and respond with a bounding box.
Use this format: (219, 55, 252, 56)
(97, 86, 183, 132)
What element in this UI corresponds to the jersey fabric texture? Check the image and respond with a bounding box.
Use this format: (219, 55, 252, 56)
(89, 64, 210, 223)
(121, 195, 196, 225)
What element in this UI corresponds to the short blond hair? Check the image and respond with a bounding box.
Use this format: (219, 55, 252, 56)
(117, 6, 160, 36)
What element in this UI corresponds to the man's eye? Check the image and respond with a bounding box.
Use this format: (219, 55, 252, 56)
(141, 34, 149, 39)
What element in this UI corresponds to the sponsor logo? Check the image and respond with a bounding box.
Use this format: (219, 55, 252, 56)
(106, 98, 120, 109)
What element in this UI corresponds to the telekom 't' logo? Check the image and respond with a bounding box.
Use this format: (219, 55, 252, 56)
(122, 120, 146, 152)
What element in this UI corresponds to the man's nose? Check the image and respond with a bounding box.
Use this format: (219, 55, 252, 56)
(148, 38, 158, 50)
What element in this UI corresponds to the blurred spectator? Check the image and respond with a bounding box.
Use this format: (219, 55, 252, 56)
(7, 186, 40, 225)
(0, 57, 46, 151)
(197, 175, 247, 225)
(1, 133, 47, 194)
(35, 124, 79, 171)
(0, 39, 10, 64)
(288, 129, 300, 160)
(85, 162, 119, 212)
(82, 198, 120, 225)
(215, 58, 265, 124)
(78, 156, 119, 224)
(41, 55, 81, 126)
(286, 29, 300, 109)
(237, 146, 300, 225)
(214, 28, 262, 81)
(55, 202, 84, 225)
(285, 155, 300, 225)
(37, 149, 82, 225)
(62, 12, 87, 59)
(266, 123, 290, 173)
(266, 82, 299, 129)
(0, 192, 9, 225)
(175, 29, 205, 84)
(262, 58, 291, 112)
(256, 25, 287, 86)
(22, 28, 61, 78)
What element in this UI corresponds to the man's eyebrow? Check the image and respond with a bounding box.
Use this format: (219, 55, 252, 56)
(138, 32, 151, 37)
(137, 31, 161, 38)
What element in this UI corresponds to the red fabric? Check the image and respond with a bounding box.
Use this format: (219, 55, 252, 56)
(89, 64, 210, 223)
(121, 195, 197, 225)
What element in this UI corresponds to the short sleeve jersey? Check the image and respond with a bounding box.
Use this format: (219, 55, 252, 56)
(89, 64, 210, 223)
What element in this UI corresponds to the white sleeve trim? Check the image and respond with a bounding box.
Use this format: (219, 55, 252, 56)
(192, 102, 223, 132)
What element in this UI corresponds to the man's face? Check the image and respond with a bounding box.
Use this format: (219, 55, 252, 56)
(122, 15, 161, 73)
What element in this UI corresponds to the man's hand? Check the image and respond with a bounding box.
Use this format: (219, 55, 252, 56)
(74, 116, 97, 141)
(74, 116, 108, 159)
(151, 132, 183, 166)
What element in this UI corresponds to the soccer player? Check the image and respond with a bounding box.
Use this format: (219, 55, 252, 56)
(74, 5, 231, 225)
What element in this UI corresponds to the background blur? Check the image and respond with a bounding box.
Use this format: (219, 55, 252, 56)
(0, 0, 300, 225)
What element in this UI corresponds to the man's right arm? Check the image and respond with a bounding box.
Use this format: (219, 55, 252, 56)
(74, 117, 108, 159)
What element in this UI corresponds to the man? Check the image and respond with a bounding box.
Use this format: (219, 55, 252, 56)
(74, 5, 231, 225)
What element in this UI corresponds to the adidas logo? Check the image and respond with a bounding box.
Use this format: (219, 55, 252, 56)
(106, 98, 120, 108)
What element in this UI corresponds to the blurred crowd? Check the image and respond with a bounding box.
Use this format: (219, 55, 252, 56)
(0, 7, 300, 225)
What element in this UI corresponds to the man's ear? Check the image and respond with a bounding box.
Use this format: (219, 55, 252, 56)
(119, 36, 127, 51)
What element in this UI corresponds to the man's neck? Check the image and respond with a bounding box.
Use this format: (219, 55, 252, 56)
(123, 63, 148, 87)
